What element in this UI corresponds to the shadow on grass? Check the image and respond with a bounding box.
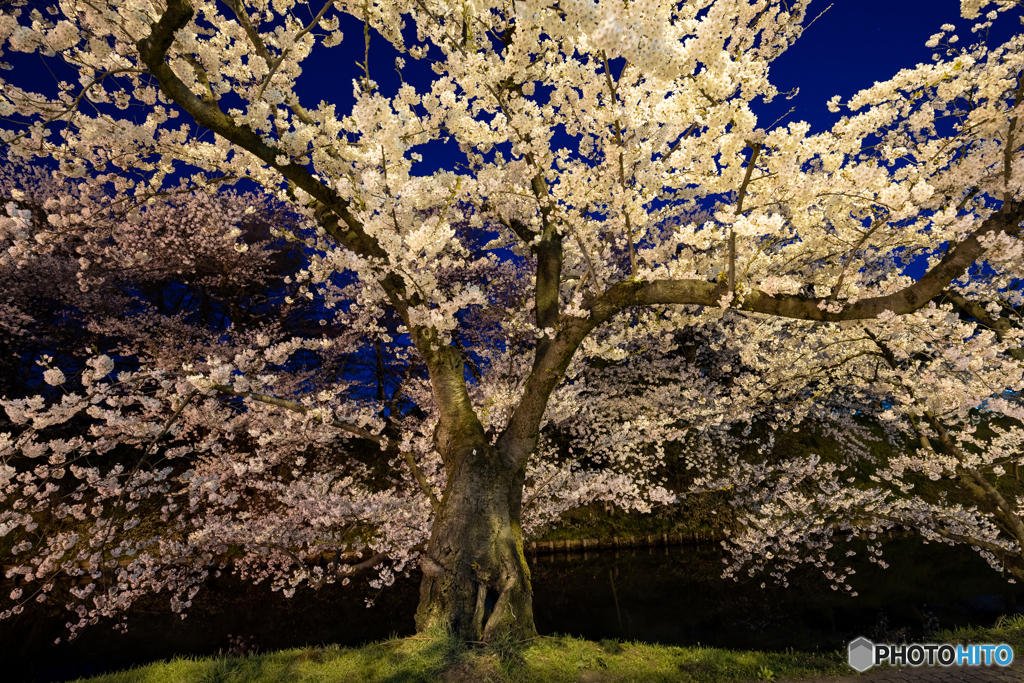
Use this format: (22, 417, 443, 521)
(88, 628, 466, 683)
(76, 631, 853, 683)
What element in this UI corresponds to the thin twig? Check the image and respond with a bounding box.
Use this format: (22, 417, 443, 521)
(254, 0, 334, 102)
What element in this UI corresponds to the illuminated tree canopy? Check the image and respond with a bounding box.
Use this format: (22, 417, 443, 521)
(2, 0, 1024, 641)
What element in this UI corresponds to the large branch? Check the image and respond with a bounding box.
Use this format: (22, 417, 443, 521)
(410, 327, 488, 467)
(137, 0, 380, 261)
(532, 200, 562, 372)
(141, 1, 484, 472)
(480, 77, 563, 372)
(597, 211, 1024, 322)
(496, 318, 594, 470)
(498, 210, 1024, 471)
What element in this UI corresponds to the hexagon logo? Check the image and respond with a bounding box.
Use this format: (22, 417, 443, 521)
(848, 637, 875, 672)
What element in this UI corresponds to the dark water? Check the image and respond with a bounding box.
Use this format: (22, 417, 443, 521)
(2, 538, 1022, 682)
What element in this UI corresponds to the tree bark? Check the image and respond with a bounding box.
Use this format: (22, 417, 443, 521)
(415, 442, 536, 642)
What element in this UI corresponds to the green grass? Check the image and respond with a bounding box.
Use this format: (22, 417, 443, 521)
(67, 614, 1024, 683)
(932, 612, 1024, 653)
(68, 627, 849, 683)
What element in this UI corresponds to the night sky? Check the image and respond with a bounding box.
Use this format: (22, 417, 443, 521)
(5, 1, 1014, 179)
(271, 0, 1012, 178)
(759, 0, 970, 130)
(5, 0, 1018, 251)
(312, 0, 1012, 176)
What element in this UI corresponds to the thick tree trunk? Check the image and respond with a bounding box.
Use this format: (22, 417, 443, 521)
(415, 443, 536, 642)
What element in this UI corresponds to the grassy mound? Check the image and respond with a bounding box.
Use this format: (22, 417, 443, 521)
(67, 628, 846, 683)
(67, 615, 1024, 683)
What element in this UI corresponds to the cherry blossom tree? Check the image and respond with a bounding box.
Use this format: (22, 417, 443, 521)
(0, 163, 666, 640)
(3, 0, 1024, 643)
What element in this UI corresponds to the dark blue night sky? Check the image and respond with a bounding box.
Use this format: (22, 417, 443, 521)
(289, 0, 1003, 177)
(6, 1, 1008, 179)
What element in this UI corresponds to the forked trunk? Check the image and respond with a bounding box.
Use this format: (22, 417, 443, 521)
(415, 443, 536, 641)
